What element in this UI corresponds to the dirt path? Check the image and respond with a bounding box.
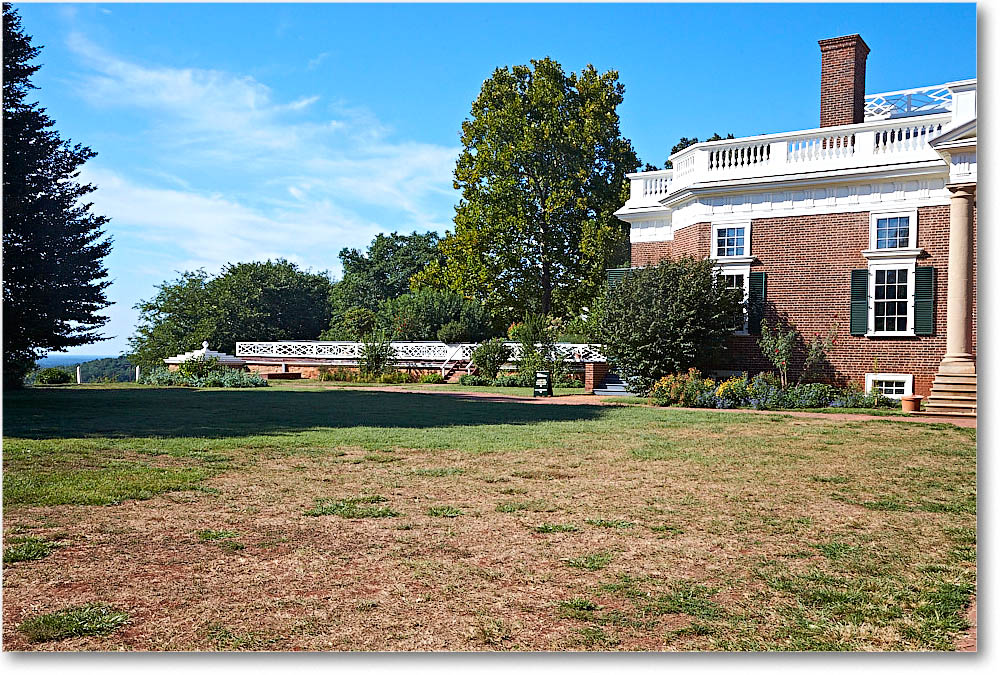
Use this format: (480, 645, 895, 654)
(956, 599, 977, 651)
(317, 385, 978, 428)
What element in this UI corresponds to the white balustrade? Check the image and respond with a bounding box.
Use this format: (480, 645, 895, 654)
(235, 341, 606, 364)
(620, 111, 951, 214)
(787, 132, 855, 164)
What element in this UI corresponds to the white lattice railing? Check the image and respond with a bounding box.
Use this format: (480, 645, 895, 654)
(236, 341, 607, 368)
(619, 111, 951, 213)
(864, 85, 952, 120)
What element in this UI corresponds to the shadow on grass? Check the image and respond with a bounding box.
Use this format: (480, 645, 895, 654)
(3, 387, 607, 440)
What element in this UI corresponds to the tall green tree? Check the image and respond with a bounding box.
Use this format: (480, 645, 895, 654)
(413, 58, 639, 322)
(325, 231, 443, 336)
(3, 5, 113, 387)
(128, 260, 333, 368)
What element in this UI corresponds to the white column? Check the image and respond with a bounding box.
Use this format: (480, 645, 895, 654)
(76, 365, 82, 384)
(937, 183, 976, 374)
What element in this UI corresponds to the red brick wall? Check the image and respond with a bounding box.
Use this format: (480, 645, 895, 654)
(819, 35, 869, 127)
(626, 204, 976, 397)
(721, 205, 975, 396)
(631, 222, 710, 265)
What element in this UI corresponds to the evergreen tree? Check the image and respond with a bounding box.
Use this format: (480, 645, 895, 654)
(3, 5, 112, 387)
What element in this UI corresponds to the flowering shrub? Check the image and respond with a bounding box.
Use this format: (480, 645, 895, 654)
(647, 369, 896, 411)
(715, 375, 750, 407)
(418, 373, 446, 384)
(650, 368, 717, 407)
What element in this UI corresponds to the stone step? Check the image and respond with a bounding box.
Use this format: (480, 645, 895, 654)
(932, 374, 978, 385)
(594, 388, 634, 397)
(930, 383, 978, 393)
(912, 410, 978, 419)
(927, 393, 977, 402)
(924, 402, 978, 412)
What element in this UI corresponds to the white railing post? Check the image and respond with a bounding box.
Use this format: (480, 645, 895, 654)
(135, 365, 141, 382)
(76, 365, 82, 384)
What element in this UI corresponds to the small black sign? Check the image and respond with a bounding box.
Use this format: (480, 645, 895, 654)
(533, 370, 553, 397)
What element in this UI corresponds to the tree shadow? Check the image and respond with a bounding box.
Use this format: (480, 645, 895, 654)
(3, 387, 608, 440)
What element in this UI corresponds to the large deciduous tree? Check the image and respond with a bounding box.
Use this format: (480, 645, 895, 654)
(3, 5, 113, 387)
(413, 58, 639, 322)
(128, 260, 333, 368)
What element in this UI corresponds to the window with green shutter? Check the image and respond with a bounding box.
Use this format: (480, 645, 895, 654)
(850, 269, 869, 335)
(747, 271, 766, 334)
(914, 266, 935, 335)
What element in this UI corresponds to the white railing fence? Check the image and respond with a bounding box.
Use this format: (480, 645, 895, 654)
(236, 341, 606, 376)
(864, 85, 952, 120)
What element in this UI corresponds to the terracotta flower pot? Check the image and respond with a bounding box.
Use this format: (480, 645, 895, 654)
(901, 395, 923, 413)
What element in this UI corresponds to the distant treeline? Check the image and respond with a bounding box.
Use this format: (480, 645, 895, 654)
(27, 356, 136, 384)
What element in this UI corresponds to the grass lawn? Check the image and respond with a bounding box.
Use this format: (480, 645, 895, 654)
(2, 385, 975, 651)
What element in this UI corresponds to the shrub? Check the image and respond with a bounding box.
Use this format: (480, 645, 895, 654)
(757, 319, 796, 387)
(139, 366, 267, 388)
(779, 382, 838, 408)
(471, 338, 512, 380)
(34, 368, 72, 385)
(418, 373, 446, 384)
(359, 330, 396, 377)
(379, 371, 414, 384)
(459, 374, 490, 386)
(510, 313, 566, 384)
(318, 367, 360, 382)
(594, 258, 745, 395)
(649, 369, 718, 408)
(799, 325, 838, 384)
(747, 372, 783, 409)
(557, 376, 584, 388)
(489, 374, 518, 387)
(177, 356, 220, 379)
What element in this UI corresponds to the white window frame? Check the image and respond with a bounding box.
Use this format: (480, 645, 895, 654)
(867, 259, 916, 337)
(711, 220, 753, 262)
(865, 373, 914, 399)
(865, 209, 920, 258)
(713, 262, 751, 336)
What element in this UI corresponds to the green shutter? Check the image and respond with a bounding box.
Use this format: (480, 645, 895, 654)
(607, 268, 628, 287)
(914, 266, 935, 335)
(850, 269, 869, 336)
(748, 271, 766, 334)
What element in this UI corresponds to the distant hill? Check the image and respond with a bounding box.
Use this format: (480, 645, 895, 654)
(28, 356, 136, 384)
(37, 354, 116, 368)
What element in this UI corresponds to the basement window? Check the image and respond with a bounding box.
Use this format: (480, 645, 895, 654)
(864, 373, 913, 399)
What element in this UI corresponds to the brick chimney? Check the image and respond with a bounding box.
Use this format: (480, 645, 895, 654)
(818, 34, 870, 127)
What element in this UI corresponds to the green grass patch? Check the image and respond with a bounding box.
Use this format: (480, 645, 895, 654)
(197, 529, 239, 541)
(564, 551, 613, 570)
(413, 467, 464, 477)
(4, 462, 208, 507)
(586, 518, 635, 529)
(18, 603, 128, 643)
(426, 505, 462, 518)
(3, 535, 61, 563)
(644, 581, 722, 619)
(305, 495, 399, 518)
(534, 523, 579, 533)
(497, 499, 553, 513)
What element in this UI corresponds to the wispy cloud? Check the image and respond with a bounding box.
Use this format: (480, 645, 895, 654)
(60, 32, 460, 351)
(307, 51, 330, 70)
(64, 32, 460, 273)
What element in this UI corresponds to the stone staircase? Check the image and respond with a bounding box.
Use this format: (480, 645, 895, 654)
(593, 372, 632, 397)
(918, 373, 977, 417)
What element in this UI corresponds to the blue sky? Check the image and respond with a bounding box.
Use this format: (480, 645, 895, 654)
(14, 2, 976, 355)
